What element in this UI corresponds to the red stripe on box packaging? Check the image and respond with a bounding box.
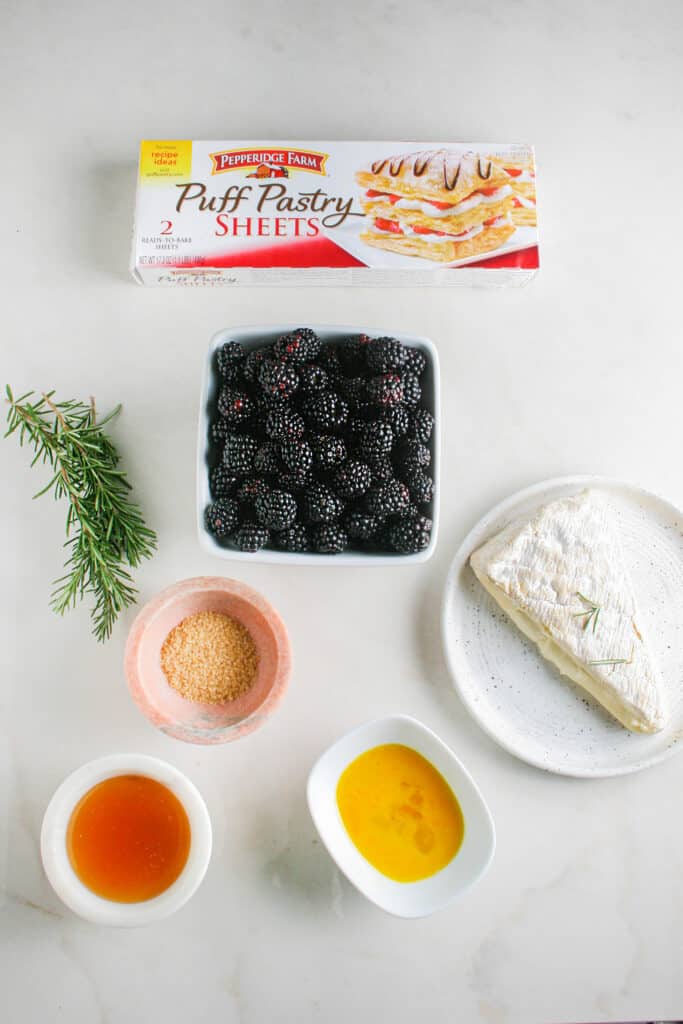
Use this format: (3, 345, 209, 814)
(172, 239, 540, 270)
(174, 237, 366, 269)
(466, 245, 540, 270)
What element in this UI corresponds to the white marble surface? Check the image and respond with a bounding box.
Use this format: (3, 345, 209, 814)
(2, 1, 683, 1021)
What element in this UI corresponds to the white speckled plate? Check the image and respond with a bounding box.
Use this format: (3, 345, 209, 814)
(441, 476, 683, 777)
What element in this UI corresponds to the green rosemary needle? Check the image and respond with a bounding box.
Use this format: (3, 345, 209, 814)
(5, 386, 157, 641)
(588, 645, 635, 668)
(572, 591, 601, 633)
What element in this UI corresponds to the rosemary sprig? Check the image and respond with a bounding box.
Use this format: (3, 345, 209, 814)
(572, 591, 601, 633)
(5, 386, 157, 641)
(588, 645, 634, 668)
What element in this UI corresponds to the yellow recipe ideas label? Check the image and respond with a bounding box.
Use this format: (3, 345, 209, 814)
(139, 140, 192, 180)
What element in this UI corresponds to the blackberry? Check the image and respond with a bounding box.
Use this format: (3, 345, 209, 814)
(204, 499, 239, 538)
(412, 512, 433, 532)
(409, 408, 435, 444)
(273, 327, 321, 365)
(243, 347, 272, 384)
(222, 434, 257, 476)
(367, 455, 394, 483)
(310, 434, 347, 471)
(302, 391, 349, 432)
(405, 469, 434, 505)
(265, 405, 305, 442)
(325, 373, 344, 396)
(367, 373, 404, 408)
(393, 504, 432, 530)
(387, 515, 432, 554)
(347, 417, 370, 445)
(358, 421, 393, 461)
(403, 347, 427, 377)
(382, 405, 410, 438)
(254, 442, 281, 476)
(255, 489, 297, 531)
(365, 478, 411, 517)
(258, 359, 299, 400)
(338, 334, 371, 373)
(276, 468, 312, 494)
(395, 439, 431, 472)
(366, 336, 407, 373)
(274, 524, 310, 553)
(333, 460, 372, 499)
(210, 465, 238, 499)
(310, 523, 348, 554)
(353, 401, 377, 423)
(281, 439, 313, 475)
(400, 372, 422, 406)
(210, 418, 231, 445)
(298, 363, 329, 395)
(292, 327, 320, 346)
(303, 483, 344, 524)
(237, 477, 270, 507)
(233, 522, 270, 552)
(345, 511, 381, 541)
(272, 331, 305, 365)
(338, 376, 367, 408)
(252, 392, 279, 421)
(217, 386, 253, 425)
(318, 344, 342, 376)
(216, 341, 246, 382)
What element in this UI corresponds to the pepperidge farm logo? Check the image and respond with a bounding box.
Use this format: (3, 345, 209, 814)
(209, 147, 329, 178)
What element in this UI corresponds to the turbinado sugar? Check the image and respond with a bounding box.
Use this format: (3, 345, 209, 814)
(161, 611, 258, 703)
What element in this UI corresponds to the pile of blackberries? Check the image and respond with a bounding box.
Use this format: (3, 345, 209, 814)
(204, 329, 435, 555)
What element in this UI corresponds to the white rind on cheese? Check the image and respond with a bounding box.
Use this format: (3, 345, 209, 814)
(469, 490, 666, 733)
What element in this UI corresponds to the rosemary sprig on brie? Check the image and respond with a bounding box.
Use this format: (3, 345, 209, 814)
(588, 645, 635, 668)
(572, 592, 601, 633)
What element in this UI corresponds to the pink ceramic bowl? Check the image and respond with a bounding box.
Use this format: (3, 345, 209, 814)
(124, 577, 292, 744)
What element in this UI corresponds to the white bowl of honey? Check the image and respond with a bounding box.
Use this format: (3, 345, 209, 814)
(307, 715, 495, 918)
(40, 754, 212, 926)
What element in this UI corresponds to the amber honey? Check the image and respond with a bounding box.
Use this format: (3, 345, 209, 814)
(67, 774, 191, 903)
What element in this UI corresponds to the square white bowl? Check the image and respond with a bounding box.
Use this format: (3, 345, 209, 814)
(197, 324, 440, 564)
(306, 715, 495, 918)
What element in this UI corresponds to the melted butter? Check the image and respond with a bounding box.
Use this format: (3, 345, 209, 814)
(336, 744, 464, 882)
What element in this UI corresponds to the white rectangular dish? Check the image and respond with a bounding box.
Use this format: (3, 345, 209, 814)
(197, 324, 440, 564)
(307, 715, 495, 918)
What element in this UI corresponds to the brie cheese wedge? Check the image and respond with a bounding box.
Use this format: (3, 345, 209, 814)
(469, 490, 666, 733)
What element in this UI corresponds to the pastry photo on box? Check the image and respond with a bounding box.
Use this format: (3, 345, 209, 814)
(355, 145, 537, 266)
